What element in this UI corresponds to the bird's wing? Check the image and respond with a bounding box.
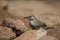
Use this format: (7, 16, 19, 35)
(38, 21, 47, 27)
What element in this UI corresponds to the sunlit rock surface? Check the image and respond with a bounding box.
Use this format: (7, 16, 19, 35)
(0, 26, 16, 40)
(14, 28, 47, 40)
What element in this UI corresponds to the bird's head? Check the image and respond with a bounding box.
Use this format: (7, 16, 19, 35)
(24, 15, 36, 21)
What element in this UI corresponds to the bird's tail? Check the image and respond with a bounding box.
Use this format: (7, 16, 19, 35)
(43, 26, 55, 30)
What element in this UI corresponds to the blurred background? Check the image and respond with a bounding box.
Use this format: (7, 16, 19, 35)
(2, 0, 60, 17)
(0, 0, 60, 40)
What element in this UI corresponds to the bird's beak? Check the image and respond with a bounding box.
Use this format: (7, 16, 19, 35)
(24, 16, 31, 19)
(24, 16, 29, 19)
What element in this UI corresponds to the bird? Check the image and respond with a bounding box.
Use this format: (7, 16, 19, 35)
(24, 15, 47, 30)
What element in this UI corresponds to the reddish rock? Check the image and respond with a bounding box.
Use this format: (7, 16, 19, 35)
(16, 19, 31, 32)
(40, 35, 58, 40)
(2, 18, 30, 32)
(47, 28, 58, 38)
(14, 28, 47, 40)
(2, 17, 32, 37)
(0, 26, 16, 40)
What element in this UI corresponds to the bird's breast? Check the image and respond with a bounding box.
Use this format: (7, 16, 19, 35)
(30, 20, 39, 26)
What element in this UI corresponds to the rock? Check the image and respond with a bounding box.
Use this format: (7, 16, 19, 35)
(0, 26, 16, 40)
(45, 22, 58, 38)
(2, 18, 30, 32)
(56, 23, 60, 40)
(0, 0, 8, 10)
(14, 28, 47, 40)
(16, 19, 31, 32)
(19, 17, 32, 30)
(2, 18, 17, 28)
(47, 28, 58, 38)
(2, 18, 31, 37)
(40, 35, 58, 40)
